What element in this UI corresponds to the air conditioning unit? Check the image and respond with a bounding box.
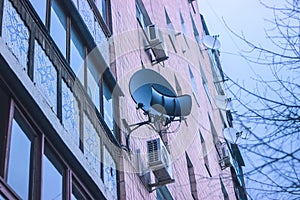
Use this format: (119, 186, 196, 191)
(218, 142, 231, 170)
(144, 24, 169, 63)
(147, 138, 173, 182)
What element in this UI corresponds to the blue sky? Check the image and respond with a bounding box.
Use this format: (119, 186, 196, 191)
(197, 0, 274, 84)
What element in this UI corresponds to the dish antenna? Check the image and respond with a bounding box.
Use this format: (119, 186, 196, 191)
(202, 35, 221, 50)
(223, 127, 242, 144)
(129, 69, 192, 118)
(122, 69, 192, 152)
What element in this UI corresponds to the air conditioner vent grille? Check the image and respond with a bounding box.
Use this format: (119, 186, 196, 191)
(147, 139, 160, 164)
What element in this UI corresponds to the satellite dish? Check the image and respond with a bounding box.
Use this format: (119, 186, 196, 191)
(129, 69, 192, 118)
(129, 69, 176, 114)
(223, 127, 242, 144)
(150, 87, 192, 117)
(202, 35, 221, 50)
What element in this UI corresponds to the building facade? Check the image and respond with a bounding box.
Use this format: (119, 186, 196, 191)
(0, 0, 247, 199)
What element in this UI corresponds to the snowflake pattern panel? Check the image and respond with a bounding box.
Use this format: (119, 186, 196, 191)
(2, 0, 30, 70)
(34, 41, 57, 113)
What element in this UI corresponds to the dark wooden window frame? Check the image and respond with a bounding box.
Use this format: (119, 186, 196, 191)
(0, 84, 99, 199)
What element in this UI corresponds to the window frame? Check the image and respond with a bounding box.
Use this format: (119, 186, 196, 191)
(0, 84, 102, 200)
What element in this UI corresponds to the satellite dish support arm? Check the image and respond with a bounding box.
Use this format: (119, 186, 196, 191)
(122, 114, 154, 152)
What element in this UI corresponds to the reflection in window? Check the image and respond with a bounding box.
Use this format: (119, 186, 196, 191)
(50, 0, 67, 57)
(94, 0, 107, 24)
(180, 12, 189, 49)
(200, 64, 212, 104)
(200, 130, 211, 177)
(188, 65, 200, 105)
(29, 0, 47, 23)
(42, 148, 63, 200)
(7, 119, 31, 199)
(87, 60, 100, 111)
(165, 9, 176, 51)
(136, 3, 145, 28)
(70, 25, 84, 75)
(103, 82, 113, 132)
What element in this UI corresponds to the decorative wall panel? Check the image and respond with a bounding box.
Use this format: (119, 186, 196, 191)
(2, 0, 30, 70)
(83, 113, 101, 175)
(62, 81, 80, 147)
(34, 41, 57, 113)
(103, 146, 117, 200)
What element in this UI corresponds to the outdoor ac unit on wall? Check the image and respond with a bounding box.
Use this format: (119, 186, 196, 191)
(147, 138, 173, 182)
(144, 24, 169, 63)
(218, 142, 231, 170)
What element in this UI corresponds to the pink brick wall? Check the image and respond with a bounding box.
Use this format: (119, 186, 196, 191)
(110, 0, 237, 199)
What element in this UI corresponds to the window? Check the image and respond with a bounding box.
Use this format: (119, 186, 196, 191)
(71, 183, 86, 200)
(188, 65, 200, 105)
(180, 12, 189, 49)
(190, 14, 204, 57)
(70, 25, 85, 75)
(209, 114, 219, 144)
(136, 0, 151, 29)
(102, 81, 113, 132)
(200, 63, 212, 104)
(94, 0, 108, 24)
(7, 118, 32, 199)
(174, 75, 182, 95)
(87, 59, 100, 111)
(0, 193, 5, 200)
(50, 0, 67, 57)
(0, 86, 10, 167)
(136, 3, 145, 28)
(42, 146, 64, 200)
(186, 153, 198, 199)
(29, 0, 47, 23)
(165, 9, 176, 52)
(199, 130, 211, 177)
(220, 177, 229, 200)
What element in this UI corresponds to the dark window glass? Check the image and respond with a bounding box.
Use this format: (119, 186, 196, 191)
(42, 148, 63, 200)
(200, 64, 212, 104)
(103, 82, 113, 132)
(186, 154, 198, 199)
(29, 0, 47, 23)
(50, 0, 67, 57)
(188, 65, 200, 105)
(136, 4, 145, 28)
(70, 26, 84, 75)
(71, 184, 85, 200)
(180, 13, 187, 36)
(7, 119, 31, 199)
